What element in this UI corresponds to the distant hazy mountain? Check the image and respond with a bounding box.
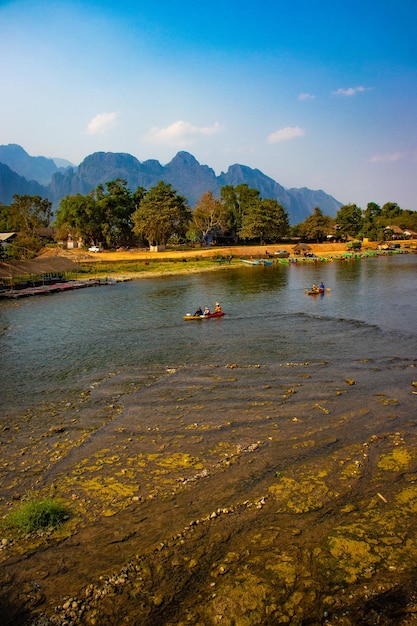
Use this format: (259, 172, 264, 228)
(0, 144, 60, 186)
(0, 145, 343, 223)
(53, 157, 75, 169)
(286, 187, 345, 225)
(0, 162, 46, 204)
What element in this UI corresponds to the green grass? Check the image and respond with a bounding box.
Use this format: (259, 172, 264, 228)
(76, 256, 234, 277)
(3, 497, 69, 534)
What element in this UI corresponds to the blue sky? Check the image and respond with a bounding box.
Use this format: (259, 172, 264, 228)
(1, 0, 416, 211)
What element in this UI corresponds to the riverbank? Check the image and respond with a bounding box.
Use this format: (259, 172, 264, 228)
(2, 356, 417, 625)
(38, 241, 414, 282)
(45, 242, 357, 264)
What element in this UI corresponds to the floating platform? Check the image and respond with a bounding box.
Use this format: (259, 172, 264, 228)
(0, 279, 117, 299)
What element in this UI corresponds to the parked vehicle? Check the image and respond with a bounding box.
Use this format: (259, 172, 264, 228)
(88, 245, 100, 253)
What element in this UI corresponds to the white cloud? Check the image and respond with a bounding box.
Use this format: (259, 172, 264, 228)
(332, 86, 370, 96)
(298, 92, 316, 100)
(143, 120, 223, 147)
(370, 152, 404, 163)
(86, 112, 118, 135)
(267, 126, 305, 143)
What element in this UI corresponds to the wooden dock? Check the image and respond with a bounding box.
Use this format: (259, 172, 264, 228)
(0, 278, 117, 299)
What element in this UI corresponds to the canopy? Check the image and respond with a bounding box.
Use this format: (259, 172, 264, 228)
(0, 257, 79, 279)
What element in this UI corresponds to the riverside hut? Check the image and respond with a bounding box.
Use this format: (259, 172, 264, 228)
(0, 256, 81, 296)
(292, 243, 312, 256)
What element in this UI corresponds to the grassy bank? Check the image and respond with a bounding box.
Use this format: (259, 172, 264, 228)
(40, 240, 415, 281)
(75, 255, 235, 279)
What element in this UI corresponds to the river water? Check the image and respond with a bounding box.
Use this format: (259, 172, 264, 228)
(1, 253, 417, 416)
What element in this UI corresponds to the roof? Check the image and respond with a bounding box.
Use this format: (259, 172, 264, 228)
(292, 243, 312, 251)
(0, 256, 80, 279)
(0, 232, 17, 242)
(384, 225, 404, 234)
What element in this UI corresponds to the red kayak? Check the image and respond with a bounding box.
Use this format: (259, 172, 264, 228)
(183, 311, 225, 320)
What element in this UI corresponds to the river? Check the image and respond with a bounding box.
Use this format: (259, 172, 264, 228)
(1, 253, 416, 415)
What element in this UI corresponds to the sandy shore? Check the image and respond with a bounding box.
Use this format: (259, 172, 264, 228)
(55, 242, 356, 264)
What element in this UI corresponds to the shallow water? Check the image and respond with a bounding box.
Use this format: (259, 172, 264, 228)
(1, 254, 416, 416)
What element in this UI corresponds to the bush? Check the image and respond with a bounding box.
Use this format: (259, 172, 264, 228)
(346, 241, 362, 250)
(3, 497, 68, 534)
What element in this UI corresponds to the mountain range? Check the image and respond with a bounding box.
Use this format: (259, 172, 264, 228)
(0, 144, 343, 224)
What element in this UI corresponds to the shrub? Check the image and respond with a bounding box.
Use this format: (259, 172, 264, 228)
(3, 497, 68, 534)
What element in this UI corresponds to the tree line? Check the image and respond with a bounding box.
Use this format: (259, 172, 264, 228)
(1, 179, 416, 260)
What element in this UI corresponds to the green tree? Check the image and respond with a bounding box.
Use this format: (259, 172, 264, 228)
(5, 195, 52, 235)
(381, 202, 402, 221)
(0, 202, 10, 232)
(239, 198, 290, 244)
(397, 209, 417, 232)
(54, 192, 101, 245)
(297, 207, 334, 242)
(7, 233, 45, 259)
(0, 195, 53, 259)
(361, 202, 382, 240)
(221, 184, 261, 241)
(363, 202, 381, 222)
(192, 191, 228, 244)
(220, 185, 239, 236)
(54, 181, 146, 248)
(97, 179, 142, 248)
(132, 181, 191, 247)
(335, 203, 363, 239)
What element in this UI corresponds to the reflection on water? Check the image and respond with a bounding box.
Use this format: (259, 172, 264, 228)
(0, 255, 416, 415)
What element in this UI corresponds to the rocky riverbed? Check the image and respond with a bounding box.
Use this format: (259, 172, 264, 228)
(1, 355, 417, 625)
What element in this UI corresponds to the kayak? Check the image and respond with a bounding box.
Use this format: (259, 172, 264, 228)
(241, 259, 273, 266)
(183, 311, 225, 320)
(305, 288, 325, 295)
